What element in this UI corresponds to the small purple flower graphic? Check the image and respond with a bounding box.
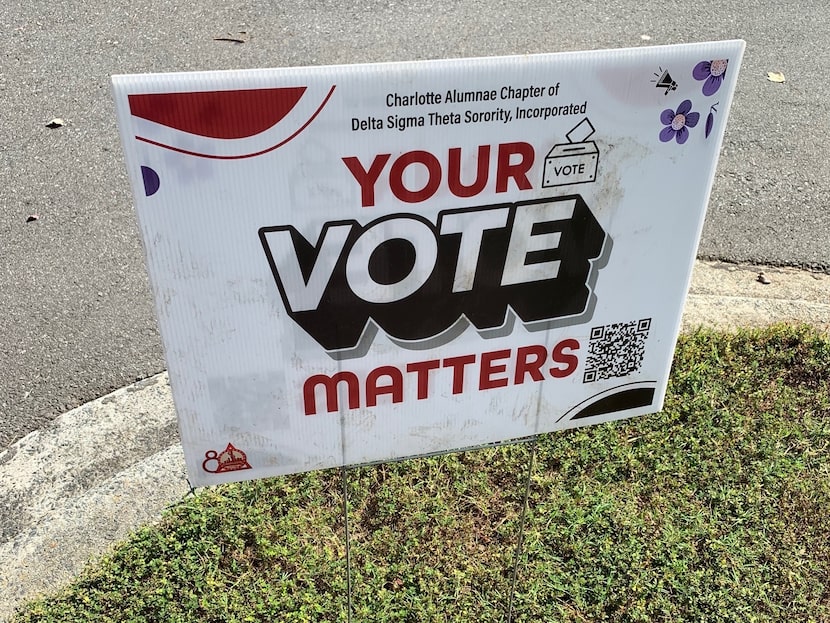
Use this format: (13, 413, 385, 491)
(693, 59, 728, 96)
(659, 99, 699, 144)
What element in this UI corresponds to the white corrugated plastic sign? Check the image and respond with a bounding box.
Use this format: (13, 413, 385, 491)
(113, 41, 745, 486)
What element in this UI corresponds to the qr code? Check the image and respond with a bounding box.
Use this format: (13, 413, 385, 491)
(583, 318, 651, 383)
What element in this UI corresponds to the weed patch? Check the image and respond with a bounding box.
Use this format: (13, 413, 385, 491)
(12, 325, 830, 622)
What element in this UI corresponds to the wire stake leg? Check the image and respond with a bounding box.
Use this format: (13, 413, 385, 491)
(506, 438, 538, 623)
(341, 465, 353, 623)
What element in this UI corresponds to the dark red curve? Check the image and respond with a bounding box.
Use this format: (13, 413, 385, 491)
(134, 86, 336, 160)
(129, 86, 306, 140)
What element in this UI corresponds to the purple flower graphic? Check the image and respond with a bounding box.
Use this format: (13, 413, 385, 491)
(693, 59, 728, 96)
(659, 99, 699, 144)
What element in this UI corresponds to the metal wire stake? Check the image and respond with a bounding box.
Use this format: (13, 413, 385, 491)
(506, 437, 539, 623)
(341, 465, 353, 623)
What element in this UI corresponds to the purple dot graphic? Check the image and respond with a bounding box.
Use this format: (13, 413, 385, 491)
(141, 166, 160, 196)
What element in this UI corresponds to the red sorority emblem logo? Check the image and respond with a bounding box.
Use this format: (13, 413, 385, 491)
(202, 443, 253, 473)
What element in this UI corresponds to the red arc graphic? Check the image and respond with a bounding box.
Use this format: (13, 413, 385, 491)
(128, 87, 306, 139)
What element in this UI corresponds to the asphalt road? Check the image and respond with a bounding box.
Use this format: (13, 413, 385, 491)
(1, 0, 828, 449)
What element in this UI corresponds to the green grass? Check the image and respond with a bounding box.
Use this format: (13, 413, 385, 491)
(12, 325, 830, 622)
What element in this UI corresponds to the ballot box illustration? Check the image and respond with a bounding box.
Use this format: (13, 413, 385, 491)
(542, 117, 599, 188)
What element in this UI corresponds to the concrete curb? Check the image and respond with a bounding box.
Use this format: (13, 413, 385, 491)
(683, 261, 829, 332)
(0, 260, 827, 620)
(0, 374, 186, 621)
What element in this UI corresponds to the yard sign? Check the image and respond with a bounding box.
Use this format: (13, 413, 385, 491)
(113, 41, 744, 486)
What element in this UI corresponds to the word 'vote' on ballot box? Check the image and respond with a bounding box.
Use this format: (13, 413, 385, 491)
(543, 140, 599, 187)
